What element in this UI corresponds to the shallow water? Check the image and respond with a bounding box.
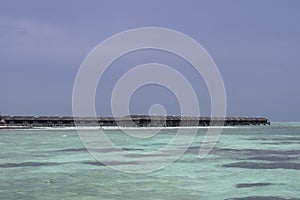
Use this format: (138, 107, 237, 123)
(1, 123, 300, 200)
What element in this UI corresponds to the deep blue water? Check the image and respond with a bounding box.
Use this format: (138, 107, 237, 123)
(0, 123, 300, 200)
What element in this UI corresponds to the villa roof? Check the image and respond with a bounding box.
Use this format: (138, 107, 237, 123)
(12, 116, 35, 120)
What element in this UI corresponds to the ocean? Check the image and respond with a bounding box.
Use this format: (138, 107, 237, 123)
(0, 123, 299, 200)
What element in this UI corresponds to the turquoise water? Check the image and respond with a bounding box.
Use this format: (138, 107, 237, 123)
(1, 123, 300, 200)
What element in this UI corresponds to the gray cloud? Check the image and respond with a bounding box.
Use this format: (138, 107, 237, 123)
(0, 0, 299, 121)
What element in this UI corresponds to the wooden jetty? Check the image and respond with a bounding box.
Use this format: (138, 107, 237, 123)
(0, 115, 270, 128)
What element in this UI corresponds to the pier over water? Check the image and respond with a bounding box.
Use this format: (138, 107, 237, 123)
(0, 115, 270, 128)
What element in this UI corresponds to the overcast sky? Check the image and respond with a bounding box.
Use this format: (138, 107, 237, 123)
(0, 0, 299, 121)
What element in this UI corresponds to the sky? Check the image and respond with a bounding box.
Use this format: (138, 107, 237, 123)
(0, 0, 299, 122)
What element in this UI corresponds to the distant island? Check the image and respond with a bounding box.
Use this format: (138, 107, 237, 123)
(0, 115, 270, 128)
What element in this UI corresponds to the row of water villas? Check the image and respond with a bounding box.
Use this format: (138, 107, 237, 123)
(0, 115, 270, 127)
